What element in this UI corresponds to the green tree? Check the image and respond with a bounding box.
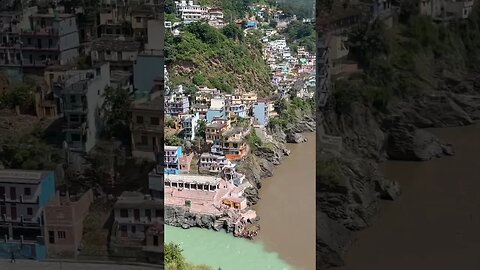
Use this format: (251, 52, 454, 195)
(0, 82, 36, 112)
(222, 23, 243, 41)
(196, 120, 206, 139)
(347, 19, 389, 68)
(165, 243, 186, 269)
(165, 134, 183, 146)
(100, 86, 133, 143)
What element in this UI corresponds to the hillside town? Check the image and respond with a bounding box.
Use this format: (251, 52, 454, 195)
(0, 0, 163, 263)
(161, 0, 316, 238)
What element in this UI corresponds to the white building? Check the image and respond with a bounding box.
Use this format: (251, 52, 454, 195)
(175, 0, 209, 23)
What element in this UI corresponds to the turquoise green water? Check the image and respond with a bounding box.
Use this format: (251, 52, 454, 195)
(164, 225, 293, 270)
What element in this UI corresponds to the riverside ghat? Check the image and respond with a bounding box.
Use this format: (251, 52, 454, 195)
(164, 161, 259, 239)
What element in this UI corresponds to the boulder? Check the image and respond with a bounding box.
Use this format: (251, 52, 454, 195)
(286, 132, 307, 143)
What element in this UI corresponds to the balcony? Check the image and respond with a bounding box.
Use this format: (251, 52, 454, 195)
(21, 27, 60, 36)
(21, 45, 60, 51)
(131, 123, 162, 132)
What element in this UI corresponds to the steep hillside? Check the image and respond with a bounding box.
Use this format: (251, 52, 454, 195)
(317, 6, 480, 269)
(166, 22, 275, 97)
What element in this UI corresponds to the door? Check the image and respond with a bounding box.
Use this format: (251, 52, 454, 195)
(48, 231, 55, 244)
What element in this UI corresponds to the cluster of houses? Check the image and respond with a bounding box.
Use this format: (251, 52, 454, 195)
(263, 36, 316, 100)
(0, 0, 165, 262)
(164, 0, 225, 30)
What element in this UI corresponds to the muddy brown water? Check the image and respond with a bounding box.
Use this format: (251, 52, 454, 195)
(255, 132, 316, 270)
(338, 124, 480, 270)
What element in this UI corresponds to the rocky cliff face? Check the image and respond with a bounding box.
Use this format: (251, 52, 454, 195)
(317, 84, 480, 268)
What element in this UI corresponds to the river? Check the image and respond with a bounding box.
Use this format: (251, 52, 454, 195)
(164, 132, 316, 270)
(338, 124, 480, 270)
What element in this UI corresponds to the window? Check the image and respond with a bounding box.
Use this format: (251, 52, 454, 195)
(10, 187, 16, 200)
(27, 208, 33, 216)
(0, 206, 5, 216)
(70, 95, 76, 103)
(136, 17, 142, 23)
(48, 39, 52, 48)
(58, 231, 66, 239)
(48, 231, 55, 244)
(71, 134, 81, 142)
(24, 187, 31, 196)
(134, 209, 140, 221)
(136, 116, 144, 124)
(155, 209, 161, 218)
(70, 114, 79, 122)
(0, 186, 4, 196)
(141, 136, 148, 145)
(153, 235, 159, 246)
(131, 225, 136, 233)
(120, 209, 128, 218)
(106, 50, 111, 55)
(150, 117, 159, 125)
(27, 38, 31, 44)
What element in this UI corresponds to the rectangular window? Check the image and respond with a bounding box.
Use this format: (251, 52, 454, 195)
(27, 208, 33, 216)
(145, 209, 151, 220)
(24, 187, 31, 196)
(49, 231, 55, 243)
(150, 117, 159, 125)
(10, 187, 16, 200)
(136, 116, 144, 124)
(121, 225, 127, 237)
(136, 17, 142, 23)
(134, 209, 140, 221)
(131, 225, 136, 233)
(0, 186, 4, 196)
(141, 136, 148, 145)
(70, 95, 76, 103)
(153, 235, 159, 246)
(58, 231, 66, 239)
(155, 209, 161, 218)
(120, 209, 128, 218)
(0, 206, 5, 216)
(71, 134, 81, 142)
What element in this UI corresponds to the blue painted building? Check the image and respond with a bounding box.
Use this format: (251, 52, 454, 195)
(242, 21, 257, 29)
(133, 53, 164, 99)
(252, 100, 270, 127)
(164, 146, 182, 175)
(229, 104, 247, 118)
(0, 170, 56, 260)
(206, 107, 227, 123)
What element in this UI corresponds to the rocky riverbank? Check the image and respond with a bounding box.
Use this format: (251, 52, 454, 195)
(317, 85, 480, 268)
(238, 113, 316, 206)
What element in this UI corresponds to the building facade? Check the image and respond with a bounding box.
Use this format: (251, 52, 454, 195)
(57, 63, 110, 153)
(44, 189, 93, 258)
(165, 146, 182, 175)
(181, 112, 199, 140)
(0, 170, 56, 260)
(252, 100, 269, 127)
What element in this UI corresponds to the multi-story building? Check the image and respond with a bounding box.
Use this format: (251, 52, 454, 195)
(0, 170, 56, 260)
(110, 192, 162, 259)
(130, 94, 163, 161)
(221, 131, 248, 161)
(91, 36, 140, 71)
(165, 145, 182, 175)
(207, 7, 225, 28)
(241, 92, 257, 108)
(56, 63, 110, 153)
(175, 0, 209, 23)
(181, 112, 199, 140)
(206, 106, 226, 123)
(0, 10, 80, 70)
(252, 100, 269, 127)
(165, 95, 189, 116)
(229, 103, 247, 118)
(205, 121, 227, 143)
(199, 153, 232, 173)
(44, 189, 93, 258)
(131, 8, 155, 40)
